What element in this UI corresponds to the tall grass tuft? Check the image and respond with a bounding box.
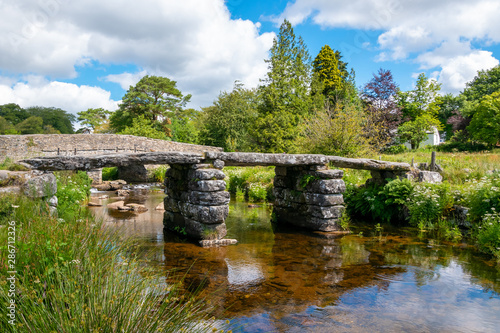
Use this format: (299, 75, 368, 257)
(0, 172, 226, 332)
(225, 167, 274, 202)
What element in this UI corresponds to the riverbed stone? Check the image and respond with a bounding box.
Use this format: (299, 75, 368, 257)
(107, 200, 125, 210)
(125, 203, 148, 212)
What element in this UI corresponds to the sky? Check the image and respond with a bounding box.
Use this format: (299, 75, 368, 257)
(0, 0, 499, 117)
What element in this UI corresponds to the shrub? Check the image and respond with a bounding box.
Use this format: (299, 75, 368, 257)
(225, 166, 274, 202)
(475, 212, 500, 260)
(55, 171, 92, 221)
(465, 175, 500, 223)
(407, 182, 454, 229)
(102, 167, 119, 181)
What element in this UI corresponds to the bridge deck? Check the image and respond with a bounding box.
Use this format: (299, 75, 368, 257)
(22, 151, 411, 172)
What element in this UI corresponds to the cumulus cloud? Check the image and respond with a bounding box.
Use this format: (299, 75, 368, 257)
(0, 76, 119, 114)
(277, 0, 500, 94)
(0, 0, 274, 108)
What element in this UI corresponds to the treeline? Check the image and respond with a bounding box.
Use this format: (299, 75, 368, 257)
(0, 104, 75, 135)
(2, 20, 499, 155)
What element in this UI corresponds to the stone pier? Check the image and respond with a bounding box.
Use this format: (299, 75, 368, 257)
(163, 163, 230, 240)
(273, 165, 345, 231)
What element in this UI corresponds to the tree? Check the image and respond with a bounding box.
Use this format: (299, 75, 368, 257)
(110, 75, 191, 135)
(362, 68, 402, 150)
(312, 45, 344, 99)
(0, 103, 29, 125)
(199, 82, 257, 151)
(298, 101, 372, 157)
(15, 116, 44, 134)
(168, 108, 200, 144)
(118, 114, 169, 140)
(467, 91, 500, 147)
(77, 108, 112, 132)
(397, 73, 442, 149)
(25, 106, 75, 133)
(253, 19, 312, 153)
(462, 65, 500, 102)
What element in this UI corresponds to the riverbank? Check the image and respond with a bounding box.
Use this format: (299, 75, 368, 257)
(0, 171, 227, 332)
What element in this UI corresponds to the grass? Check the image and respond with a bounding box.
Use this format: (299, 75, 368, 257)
(225, 166, 275, 202)
(0, 157, 30, 172)
(0, 172, 228, 333)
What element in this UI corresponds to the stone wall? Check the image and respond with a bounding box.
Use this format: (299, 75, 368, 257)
(0, 134, 222, 160)
(273, 165, 346, 232)
(163, 163, 230, 241)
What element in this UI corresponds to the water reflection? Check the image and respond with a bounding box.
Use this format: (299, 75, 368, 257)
(89, 191, 500, 332)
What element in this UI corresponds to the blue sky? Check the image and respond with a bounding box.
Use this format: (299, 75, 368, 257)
(0, 0, 499, 116)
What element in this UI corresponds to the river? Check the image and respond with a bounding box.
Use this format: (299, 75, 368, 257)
(89, 186, 500, 332)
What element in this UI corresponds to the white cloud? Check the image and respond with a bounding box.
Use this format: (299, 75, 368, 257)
(278, 0, 500, 94)
(0, 0, 274, 108)
(105, 71, 148, 91)
(0, 76, 119, 114)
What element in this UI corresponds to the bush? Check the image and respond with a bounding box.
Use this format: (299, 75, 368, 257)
(383, 144, 408, 154)
(225, 166, 274, 202)
(102, 167, 119, 181)
(475, 212, 500, 260)
(55, 171, 92, 221)
(407, 182, 454, 229)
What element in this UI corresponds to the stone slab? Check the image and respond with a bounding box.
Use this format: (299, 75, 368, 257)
(188, 180, 226, 192)
(188, 168, 226, 180)
(179, 202, 229, 224)
(185, 219, 227, 240)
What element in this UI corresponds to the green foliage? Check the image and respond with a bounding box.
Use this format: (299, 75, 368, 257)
(468, 91, 500, 147)
(199, 82, 257, 151)
(475, 212, 500, 260)
(312, 45, 345, 99)
(168, 108, 200, 144)
(0, 103, 29, 124)
(25, 106, 75, 134)
(118, 114, 169, 140)
(299, 174, 319, 188)
(0, 195, 222, 332)
(397, 73, 442, 149)
(397, 114, 442, 149)
(0, 116, 18, 134)
(384, 144, 408, 154)
(55, 171, 92, 221)
(299, 101, 373, 157)
(77, 107, 111, 132)
(110, 75, 190, 135)
(465, 175, 500, 224)
(462, 65, 500, 102)
(102, 167, 119, 181)
(15, 116, 44, 134)
(225, 167, 274, 202)
(253, 19, 312, 153)
(407, 182, 454, 229)
(150, 165, 169, 182)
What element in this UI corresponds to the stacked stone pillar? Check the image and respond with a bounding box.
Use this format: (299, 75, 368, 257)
(273, 165, 345, 232)
(163, 163, 230, 240)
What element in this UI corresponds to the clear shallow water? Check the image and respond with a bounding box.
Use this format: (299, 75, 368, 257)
(90, 190, 500, 333)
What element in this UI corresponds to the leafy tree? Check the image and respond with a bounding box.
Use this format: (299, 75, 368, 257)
(397, 114, 441, 149)
(467, 91, 500, 147)
(0, 103, 29, 125)
(462, 65, 500, 102)
(168, 108, 200, 144)
(397, 73, 442, 149)
(253, 19, 312, 153)
(199, 82, 257, 151)
(77, 108, 112, 132)
(312, 45, 344, 99)
(25, 106, 75, 134)
(298, 101, 372, 157)
(43, 125, 61, 134)
(15, 116, 44, 134)
(110, 75, 191, 135)
(362, 68, 402, 150)
(118, 114, 168, 140)
(0, 116, 18, 135)
(436, 94, 462, 140)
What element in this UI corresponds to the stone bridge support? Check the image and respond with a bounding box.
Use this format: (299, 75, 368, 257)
(163, 163, 230, 240)
(273, 165, 346, 232)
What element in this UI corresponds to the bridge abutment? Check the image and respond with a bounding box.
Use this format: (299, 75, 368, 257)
(163, 163, 230, 241)
(273, 165, 346, 232)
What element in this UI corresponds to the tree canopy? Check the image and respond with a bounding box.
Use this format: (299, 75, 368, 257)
(77, 108, 112, 132)
(110, 75, 191, 136)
